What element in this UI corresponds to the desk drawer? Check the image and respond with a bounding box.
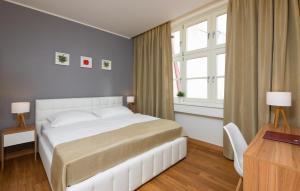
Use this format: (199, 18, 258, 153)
(3, 131, 35, 147)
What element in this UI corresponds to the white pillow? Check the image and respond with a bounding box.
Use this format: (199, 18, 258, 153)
(93, 106, 133, 118)
(47, 110, 98, 127)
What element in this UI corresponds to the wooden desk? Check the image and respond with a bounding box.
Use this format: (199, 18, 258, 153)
(244, 124, 300, 191)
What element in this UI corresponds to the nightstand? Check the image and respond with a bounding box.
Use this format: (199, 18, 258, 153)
(1, 124, 37, 170)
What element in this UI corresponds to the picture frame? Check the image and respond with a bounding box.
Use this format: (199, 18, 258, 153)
(101, 59, 112, 70)
(55, 52, 70, 66)
(80, 56, 92, 68)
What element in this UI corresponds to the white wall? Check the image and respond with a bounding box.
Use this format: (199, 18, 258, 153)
(174, 103, 224, 147)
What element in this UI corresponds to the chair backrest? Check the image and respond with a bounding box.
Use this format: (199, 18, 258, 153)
(223, 123, 248, 177)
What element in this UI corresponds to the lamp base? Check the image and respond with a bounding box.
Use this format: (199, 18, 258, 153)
(273, 107, 290, 129)
(16, 113, 27, 128)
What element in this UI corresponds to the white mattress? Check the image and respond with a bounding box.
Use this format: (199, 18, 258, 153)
(39, 114, 158, 176)
(41, 113, 158, 156)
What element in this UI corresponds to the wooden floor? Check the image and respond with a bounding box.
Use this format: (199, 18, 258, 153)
(0, 140, 239, 191)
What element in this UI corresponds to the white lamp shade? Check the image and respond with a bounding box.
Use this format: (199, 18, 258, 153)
(127, 96, 135, 103)
(266, 92, 291, 107)
(11, 102, 30, 114)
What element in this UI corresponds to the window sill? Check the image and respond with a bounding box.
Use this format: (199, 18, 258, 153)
(174, 101, 224, 119)
(174, 101, 223, 109)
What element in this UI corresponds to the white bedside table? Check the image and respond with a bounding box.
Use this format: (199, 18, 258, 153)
(1, 124, 36, 170)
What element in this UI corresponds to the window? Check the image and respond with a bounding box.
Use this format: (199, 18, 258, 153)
(173, 61, 181, 96)
(186, 21, 208, 51)
(216, 53, 225, 100)
(172, 8, 227, 105)
(216, 14, 227, 45)
(186, 57, 208, 99)
(172, 31, 181, 55)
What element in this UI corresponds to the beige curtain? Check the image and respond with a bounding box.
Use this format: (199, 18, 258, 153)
(224, 0, 300, 159)
(133, 22, 174, 120)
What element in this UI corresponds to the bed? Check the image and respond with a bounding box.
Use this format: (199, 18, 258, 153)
(35, 96, 187, 191)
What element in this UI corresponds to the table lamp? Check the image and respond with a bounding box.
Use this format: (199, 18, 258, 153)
(266, 92, 291, 129)
(11, 102, 30, 128)
(127, 96, 135, 112)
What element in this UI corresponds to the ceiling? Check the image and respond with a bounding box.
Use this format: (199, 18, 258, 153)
(5, 0, 216, 38)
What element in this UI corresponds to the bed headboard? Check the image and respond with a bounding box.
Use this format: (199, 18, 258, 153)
(35, 96, 123, 133)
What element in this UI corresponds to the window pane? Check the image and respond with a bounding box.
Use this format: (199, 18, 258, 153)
(217, 77, 224, 100)
(173, 80, 178, 97)
(172, 61, 181, 79)
(216, 14, 227, 45)
(217, 54, 225, 76)
(186, 21, 208, 51)
(186, 57, 207, 78)
(187, 79, 207, 99)
(173, 79, 182, 96)
(172, 31, 181, 55)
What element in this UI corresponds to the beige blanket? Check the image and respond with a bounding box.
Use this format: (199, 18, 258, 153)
(51, 119, 182, 191)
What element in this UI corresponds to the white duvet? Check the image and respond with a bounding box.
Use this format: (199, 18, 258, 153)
(42, 113, 158, 151)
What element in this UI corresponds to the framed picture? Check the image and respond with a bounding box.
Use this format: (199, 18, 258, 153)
(101, 59, 112, 70)
(81, 56, 92, 68)
(55, 52, 70, 66)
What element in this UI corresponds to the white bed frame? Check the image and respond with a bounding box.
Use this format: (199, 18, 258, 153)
(35, 96, 187, 191)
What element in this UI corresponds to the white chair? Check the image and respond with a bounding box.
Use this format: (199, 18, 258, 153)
(223, 123, 248, 191)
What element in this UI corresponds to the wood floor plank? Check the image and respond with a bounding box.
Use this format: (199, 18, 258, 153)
(0, 139, 239, 191)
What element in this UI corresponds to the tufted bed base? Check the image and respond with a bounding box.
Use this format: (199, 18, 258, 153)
(39, 136, 187, 191)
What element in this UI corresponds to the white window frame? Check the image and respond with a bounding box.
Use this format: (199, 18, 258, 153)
(172, 5, 227, 107)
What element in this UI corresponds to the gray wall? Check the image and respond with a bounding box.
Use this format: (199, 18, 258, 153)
(0, 2, 133, 129)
